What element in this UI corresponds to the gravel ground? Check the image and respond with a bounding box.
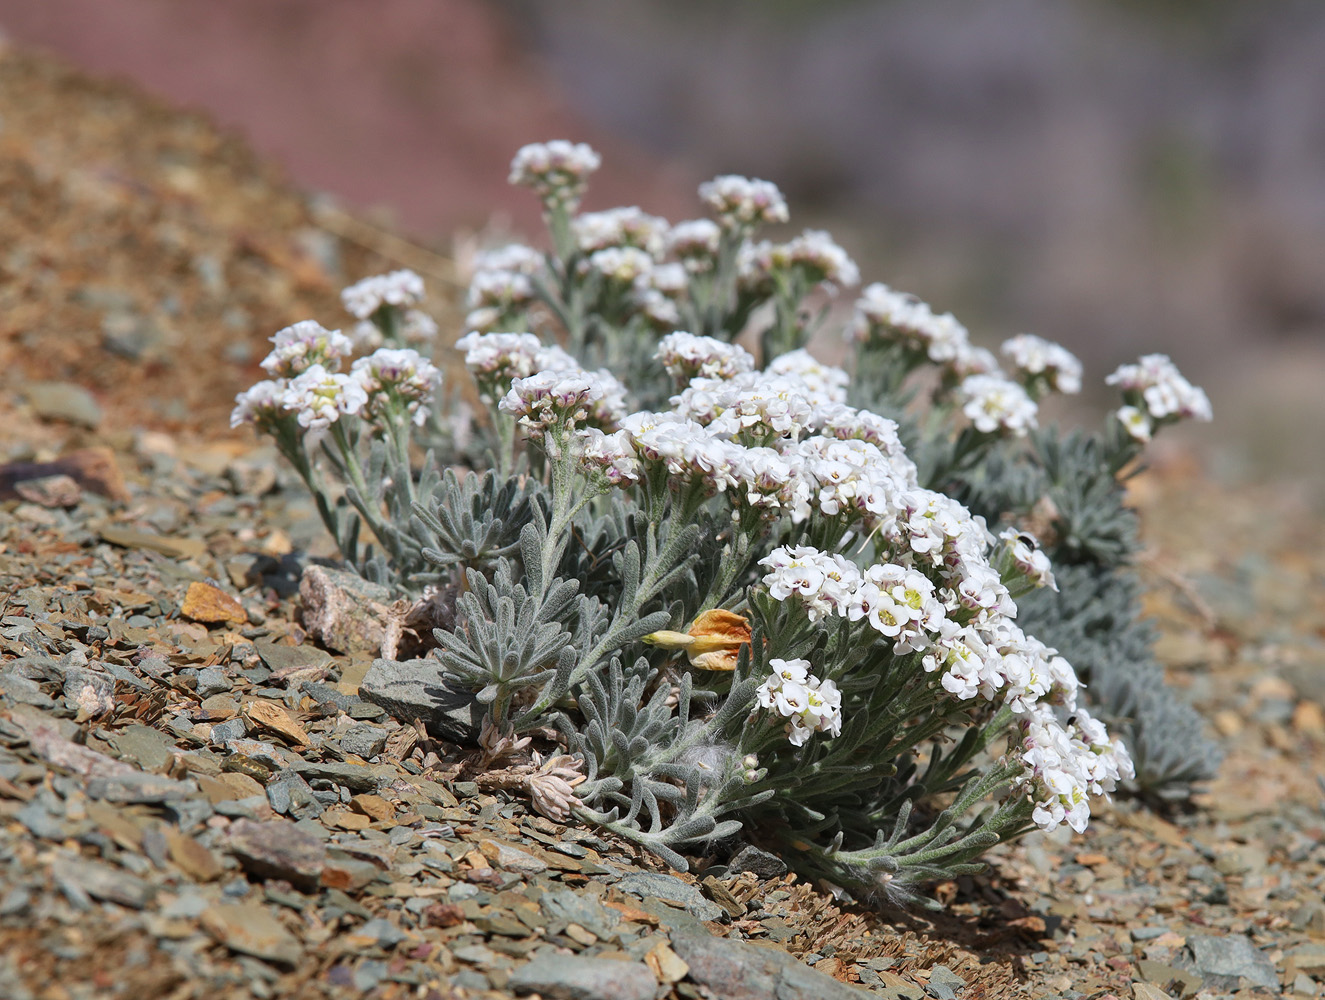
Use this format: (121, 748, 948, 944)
(1, 43, 1322, 1000)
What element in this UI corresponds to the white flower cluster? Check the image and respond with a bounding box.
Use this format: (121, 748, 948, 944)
(996, 528, 1057, 592)
(260, 320, 354, 379)
(582, 246, 655, 285)
(1001, 334, 1082, 395)
(666, 219, 721, 270)
(1106, 354, 1212, 443)
(1014, 704, 1133, 833)
(739, 231, 860, 293)
(499, 369, 627, 440)
(454, 331, 578, 402)
(698, 174, 790, 230)
(808, 403, 910, 466)
(758, 487, 1130, 831)
(851, 283, 968, 361)
(572, 207, 667, 256)
(958, 374, 1039, 437)
(281, 364, 369, 432)
(759, 546, 862, 622)
(655, 331, 755, 384)
(350, 348, 442, 426)
(765, 349, 849, 406)
(341, 269, 425, 320)
(464, 244, 545, 331)
(509, 140, 601, 209)
(755, 658, 843, 747)
(234, 346, 439, 433)
(577, 427, 641, 486)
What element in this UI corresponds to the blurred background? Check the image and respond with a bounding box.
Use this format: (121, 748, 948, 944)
(1, 0, 1322, 495)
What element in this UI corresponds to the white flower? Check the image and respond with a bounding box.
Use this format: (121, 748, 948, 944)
(656, 332, 755, 384)
(509, 140, 601, 208)
(1115, 404, 1152, 443)
(765, 349, 850, 406)
(1106, 353, 1211, 426)
(231, 379, 288, 430)
(959, 374, 1038, 437)
(282, 364, 369, 431)
(1013, 703, 1133, 833)
(341, 270, 425, 320)
(571, 207, 668, 255)
(1001, 334, 1082, 395)
(698, 175, 789, 229)
(260, 320, 354, 378)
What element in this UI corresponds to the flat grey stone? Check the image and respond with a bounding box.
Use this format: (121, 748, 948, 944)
(0, 671, 53, 708)
(25, 381, 103, 429)
(16, 802, 68, 841)
(508, 955, 656, 1000)
(1185, 933, 1278, 992)
(225, 818, 327, 892)
(925, 965, 966, 999)
(540, 889, 619, 939)
(289, 758, 380, 792)
(301, 682, 354, 713)
(670, 930, 874, 1000)
(209, 718, 249, 745)
(266, 769, 324, 820)
(729, 845, 788, 879)
(340, 723, 388, 759)
(254, 641, 332, 677)
(85, 771, 194, 804)
(56, 856, 154, 909)
(196, 666, 231, 698)
(358, 917, 407, 947)
(616, 871, 724, 922)
(112, 724, 177, 770)
(359, 658, 481, 743)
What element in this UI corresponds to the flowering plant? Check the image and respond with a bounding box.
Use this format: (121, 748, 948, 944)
(232, 141, 1216, 903)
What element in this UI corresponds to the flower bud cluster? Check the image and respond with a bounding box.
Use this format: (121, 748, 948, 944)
(454, 331, 578, 402)
(1106, 354, 1212, 442)
(341, 269, 426, 320)
(666, 219, 722, 271)
(755, 658, 843, 747)
(572, 207, 668, 256)
(738, 230, 859, 294)
(698, 174, 790, 230)
(1001, 334, 1083, 395)
(260, 320, 354, 379)
(850, 283, 968, 361)
(350, 348, 442, 426)
(499, 369, 627, 440)
(509, 140, 601, 210)
(655, 332, 756, 384)
(464, 244, 545, 331)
